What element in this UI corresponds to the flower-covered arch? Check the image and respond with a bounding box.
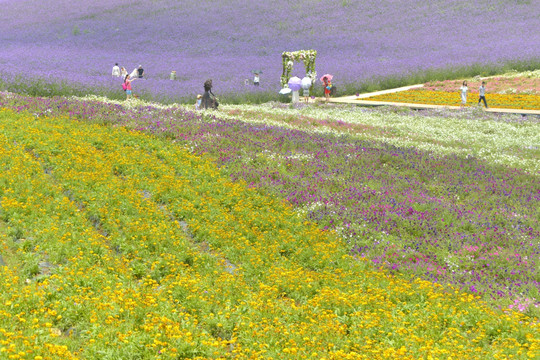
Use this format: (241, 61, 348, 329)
(281, 50, 317, 90)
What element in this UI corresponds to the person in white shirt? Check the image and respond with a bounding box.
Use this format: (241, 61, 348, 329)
(253, 73, 260, 86)
(120, 67, 128, 78)
(478, 81, 488, 108)
(459, 81, 468, 106)
(129, 67, 138, 80)
(112, 63, 120, 77)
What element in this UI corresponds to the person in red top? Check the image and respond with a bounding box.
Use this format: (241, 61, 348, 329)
(323, 76, 332, 102)
(124, 74, 136, 100)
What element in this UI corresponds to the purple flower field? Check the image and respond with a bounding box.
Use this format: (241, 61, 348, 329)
(1, 0, 539, 102)
(1, 92, 538, 312)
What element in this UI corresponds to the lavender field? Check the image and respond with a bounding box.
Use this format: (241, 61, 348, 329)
(1, 0, 539, 103)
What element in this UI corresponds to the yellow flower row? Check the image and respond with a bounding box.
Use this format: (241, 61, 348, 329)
(362, 90, 540, 110)
(0, 111, 239, 358)
(0, 108, 538, 359)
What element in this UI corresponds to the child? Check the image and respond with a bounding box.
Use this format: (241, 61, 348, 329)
(253, 73, 260, 86)
(460, 81, 468, 106)
(478, 81, 488, 108)
(123, 74, 136, 100)
(195, 94, 202, 110)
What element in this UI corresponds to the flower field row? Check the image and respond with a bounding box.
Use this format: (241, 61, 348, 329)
(361, 89, 540, 110)
(423, 71, 540, 95)
(218, 102, 540, 174)
(2, 92, 538, 173)
(207, 104, 540, 309)
(0, 92, 539, 314)
(2, 108, 538, 358)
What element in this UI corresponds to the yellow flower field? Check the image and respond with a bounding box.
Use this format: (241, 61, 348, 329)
(361, 90, 540, 110)
(0, 108, 538, 359)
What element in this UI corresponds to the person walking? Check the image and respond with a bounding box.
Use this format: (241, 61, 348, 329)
(112, 63, 121, 77)
(200, 79, 218, 109)
(460, 80, 468, 107)
(478, 81, 488, 108)
(123, 74, 136, 100)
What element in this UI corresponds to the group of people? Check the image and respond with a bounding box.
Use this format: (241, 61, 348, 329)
(112, 63, 145, 80)
(112, 62, 220, 107)
(112, 63, 145, 100)
(195, 79, 219, 110)
(112, 62, 495, 110)
(298, 75, 334, 103)
(460, 80, 488, 108)
(112, 62, 338, 106)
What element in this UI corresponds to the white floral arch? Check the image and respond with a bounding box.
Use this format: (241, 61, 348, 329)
(281, 50, 317, 91)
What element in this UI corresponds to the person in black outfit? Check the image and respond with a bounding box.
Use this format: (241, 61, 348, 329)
(200, 79, 218, 109)
(137, 65, 144, 79)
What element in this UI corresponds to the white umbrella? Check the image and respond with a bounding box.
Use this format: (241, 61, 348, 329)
(279, 87, 292, 95)
(301, 76, 312, 89)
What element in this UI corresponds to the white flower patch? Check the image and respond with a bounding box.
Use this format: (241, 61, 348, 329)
(74, 94, 183, 110)
(220, 103, 540, 175)
(444, 256, 460, 272)
(494, 69, 540, 79)
(295, 201, 327, 216)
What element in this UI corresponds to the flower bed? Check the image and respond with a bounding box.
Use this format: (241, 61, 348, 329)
(361, 89, 540, 110)
(424, 71, 540, 94)
(1, 92, 539, 316)
(1, 108, 538, 358)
